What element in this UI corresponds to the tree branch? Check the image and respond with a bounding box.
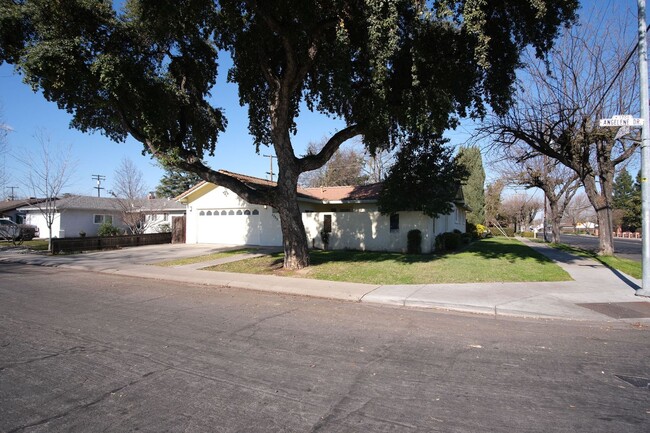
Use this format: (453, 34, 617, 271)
(299, 124, 364, 172)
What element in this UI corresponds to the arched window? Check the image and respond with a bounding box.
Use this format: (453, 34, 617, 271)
(213, 211, 219, 216)
(206, 211, 212, 216)
(236, 210, 243, 215)
(228, 210, 235, 215)
(252, 209, 259, 215)
(244, 210, 251, 215)
(199, 211, 205, 216)
(221, 210, 227, 215)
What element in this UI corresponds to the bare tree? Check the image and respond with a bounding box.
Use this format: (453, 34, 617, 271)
(300, 140, 368, 187)
(495, 145, 580, 243)
(564, 193, 596, 233)
(111, 158, 151, 234)
(21, 131, 76, 251)
(501, 194, 543, 233)
(112, 157, 148, 199)
(362, 148, 395, 184)
(479, 15, 639, 255)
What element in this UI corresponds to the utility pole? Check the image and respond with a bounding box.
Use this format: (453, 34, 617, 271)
(6, 186, 18, 201)
(638, 0, 650, 297)
(92, 174, 106, 198)
(263, 154, 276, 182)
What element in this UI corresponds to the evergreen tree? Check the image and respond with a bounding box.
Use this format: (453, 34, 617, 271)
(456, 146, 486, 225)
(612, 168, 640, 231)
(378, 136, 467, 218)
(612, 168, 634, 210)
(156, 169, 202, 199)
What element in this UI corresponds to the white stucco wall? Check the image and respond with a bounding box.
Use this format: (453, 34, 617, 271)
(25, 212, 60, 239)
(302, 210, 437, 253)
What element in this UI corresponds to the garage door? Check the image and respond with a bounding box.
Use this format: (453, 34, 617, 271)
(196, 208, 280, 246)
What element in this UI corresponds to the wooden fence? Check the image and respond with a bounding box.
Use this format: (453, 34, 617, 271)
(51, 232, 172, 254)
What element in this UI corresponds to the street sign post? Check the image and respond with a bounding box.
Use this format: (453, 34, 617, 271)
(598, 110, 649, 297)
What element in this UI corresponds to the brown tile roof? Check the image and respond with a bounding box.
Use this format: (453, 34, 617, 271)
(300, 183, 383, 201)
(219, 170, 383, 202)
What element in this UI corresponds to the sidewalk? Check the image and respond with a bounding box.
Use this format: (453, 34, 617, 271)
(1, 240, 649, 322)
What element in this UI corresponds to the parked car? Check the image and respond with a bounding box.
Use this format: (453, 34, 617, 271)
(0, 219, 39, 241)
(0, 219, 21, 241)
(18, 223, 40, 240)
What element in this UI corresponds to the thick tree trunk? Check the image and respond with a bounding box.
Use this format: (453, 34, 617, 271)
(272, 120, 310, 269)
(277, 198, 310, 270)
(583, 175, 615, 255)
(595, 206, 614, 256)
(548, 200, 562, 244)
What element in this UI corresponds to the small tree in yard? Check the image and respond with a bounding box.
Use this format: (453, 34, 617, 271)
(21, 132, 76, 251)
(111, 158, 151, 234)
(0, 0, 577, 268)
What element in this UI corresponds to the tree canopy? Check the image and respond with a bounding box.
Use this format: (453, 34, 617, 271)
(0, 0, 578, 268)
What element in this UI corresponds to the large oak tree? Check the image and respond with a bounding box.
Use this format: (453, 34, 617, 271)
(0, 0, 577, 268)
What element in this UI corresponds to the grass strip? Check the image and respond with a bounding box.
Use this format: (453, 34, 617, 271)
(205, 237, 570, 284)
(551, 243, 641, 279)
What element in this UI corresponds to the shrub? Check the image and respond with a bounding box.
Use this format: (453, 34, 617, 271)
(475, 224, 489, 238)
(461, 232, 472, 245)
(520, 231, 534, 238)
(443, 231, 462, 251)
(435, 233, 445, 252)
(98, 222, 121, 237)
(407, 229, 422, 254)
(466, 222, 478, 239)
(436, 231, 463, 252)
(156, 223, 171, 233)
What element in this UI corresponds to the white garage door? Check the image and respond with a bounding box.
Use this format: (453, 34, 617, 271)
(196, 208, 281, 246)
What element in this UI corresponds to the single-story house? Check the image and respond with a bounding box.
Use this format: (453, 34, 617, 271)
(176, 170, 469, 253)
(18, 195, 185, 238)
(0, 198, 48, 224)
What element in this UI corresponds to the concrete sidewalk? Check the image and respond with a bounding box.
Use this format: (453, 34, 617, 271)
(1, 240, 649, 322)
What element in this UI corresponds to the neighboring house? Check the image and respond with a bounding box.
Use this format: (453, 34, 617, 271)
(0, 198, 48, 223)
(18, 196, 185, 238)
(177, 170, 469, 253)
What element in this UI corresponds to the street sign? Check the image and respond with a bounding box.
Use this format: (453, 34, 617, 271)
(599, 114, 644, 127)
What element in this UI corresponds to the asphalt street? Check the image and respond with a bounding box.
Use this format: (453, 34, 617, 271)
(558, 234, 642, 262)
(1, 263, 649, 432)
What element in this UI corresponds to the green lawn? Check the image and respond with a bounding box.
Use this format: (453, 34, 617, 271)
(205, 237, 571, 284)
(0, 239, 49, 251)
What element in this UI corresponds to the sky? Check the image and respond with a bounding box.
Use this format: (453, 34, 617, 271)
(0, 0, 640, 200)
